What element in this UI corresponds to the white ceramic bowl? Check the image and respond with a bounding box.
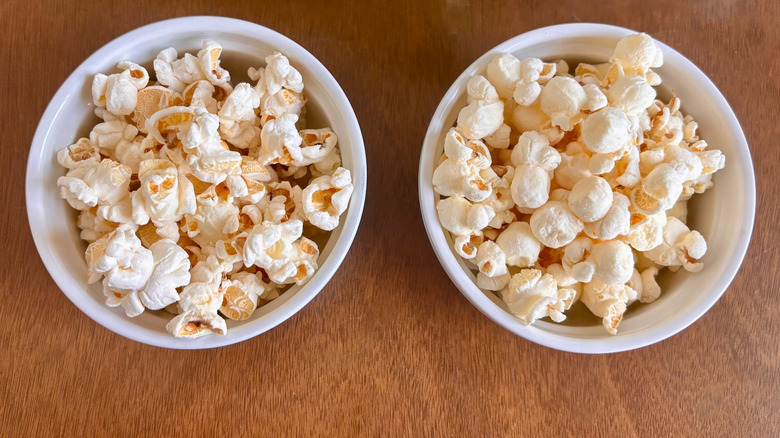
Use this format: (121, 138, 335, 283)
(26, 16, 367, 349)
(418, 23, 755, 354)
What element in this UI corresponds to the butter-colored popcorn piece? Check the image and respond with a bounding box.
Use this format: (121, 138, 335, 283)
(432, 158, 492, 203)
(539, 76, 586, 131)
(456, 75, 504, 140)
(154, 48, 205, 93)
(581, 278, 637, 335)
(696, 149, 726, 175)
(249, 52, 304, 100)
(583, 192, 631, 240)
(242, 219, 319, 285)
(622, 211, 666, 251)
(587, 240, 635, 285)
(452, 233, 484, 260)
(486, 53, 523, 99)
(510, 131, 560, 170)
(582, 83, 608, 111)
(436, 195, 495, 236)
(554, 142, 592, 190)
(484, 123, 511, 149)
(664, 145, 703, 183)
(511, 164, 551, 211)
(495, 222, 541, 267)
(609, 33, 663, 77)
(581, 107, 632, 154)
(638, 266, 662, 303)
(607, 75, 656, 118)
(57, 138, 100, 169)
(568, 176, 613, 222)
(58, 158, 131, 211)
(263, 88, 308, 122)
(643, 216, 706, 272)
(131, 159, 196, 231)
(302, 167, 353, 231)
(501, 269, 572, 324)
(475, 241, 508, 278)
(561, 236, 594, 283)
(529, 201, 583, 248)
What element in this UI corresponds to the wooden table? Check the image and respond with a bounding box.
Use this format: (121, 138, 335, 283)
(3, 0, 778, 436)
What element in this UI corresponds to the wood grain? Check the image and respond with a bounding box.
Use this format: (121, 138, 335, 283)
(2, 0, 778, 436)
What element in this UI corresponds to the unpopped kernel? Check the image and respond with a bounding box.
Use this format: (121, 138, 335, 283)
(433, 33, 724, 334)
(57, 41, 354, 339)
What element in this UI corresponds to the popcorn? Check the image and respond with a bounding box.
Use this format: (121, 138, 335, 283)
(58, 158, 131, 212)
(302, 167, 354, 231)
(539, 76, 586, 131)
(475, 241, 508, 278)
(50, 42, 343, 338)
(495, 222, 540, 267)
(581, 107, 632, 154)
(436, 195, 495, 236)
(182, 184, 240, 247)
(57, 138, 100, 169)
(243, 220, 320, 285)
(456, 75, 504, 140)
(607, 75, 656, 117)
(581, 279, 637, 335)
(643, 216, 707, 272)
(220, 271, 265, 321)
(131, 159, 196, 232)
(529, 201, 583, 248)
(180, 107, 242, 184)
(92, 61, 149, 116)
(510, 131, 560, 210)
(609, 33, 663, 78)
(501, 269, 573, 324)
(433, 34, 723, 334)
(218, 82, 261, 149)
(568, 176, 613, 222)
(167, 281, 227, 338)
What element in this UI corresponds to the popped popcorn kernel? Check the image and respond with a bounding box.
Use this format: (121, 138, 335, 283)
(57, 41, 353, 339)
(433, 33, 724, 334)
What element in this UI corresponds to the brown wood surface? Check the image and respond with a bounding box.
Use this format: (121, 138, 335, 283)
(2, 0, 778, 436)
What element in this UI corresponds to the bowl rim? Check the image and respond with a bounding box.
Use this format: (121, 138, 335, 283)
(25, 16, 367, 349)
(417, 22, 756, 354)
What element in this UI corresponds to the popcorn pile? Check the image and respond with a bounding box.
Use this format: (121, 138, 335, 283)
(57, 41, 353, 339)
(433, 34, 725, 334)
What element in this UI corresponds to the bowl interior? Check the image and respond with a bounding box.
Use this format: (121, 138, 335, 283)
(419, 24, 755, 352)
(27, 18, 365, 349)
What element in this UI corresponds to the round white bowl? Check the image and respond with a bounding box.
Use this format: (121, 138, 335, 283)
(418, 23, 755, 354)
(26, 16, 367, 349)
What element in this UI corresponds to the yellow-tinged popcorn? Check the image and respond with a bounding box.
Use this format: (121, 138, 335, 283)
(495, 222, 540, 268)
(456, 75, 504, 140)
(501, 269, 574, 324)
(434, 33, 724, 334)
(581, 279, 637, 335)
(301, 167, 353, 231)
